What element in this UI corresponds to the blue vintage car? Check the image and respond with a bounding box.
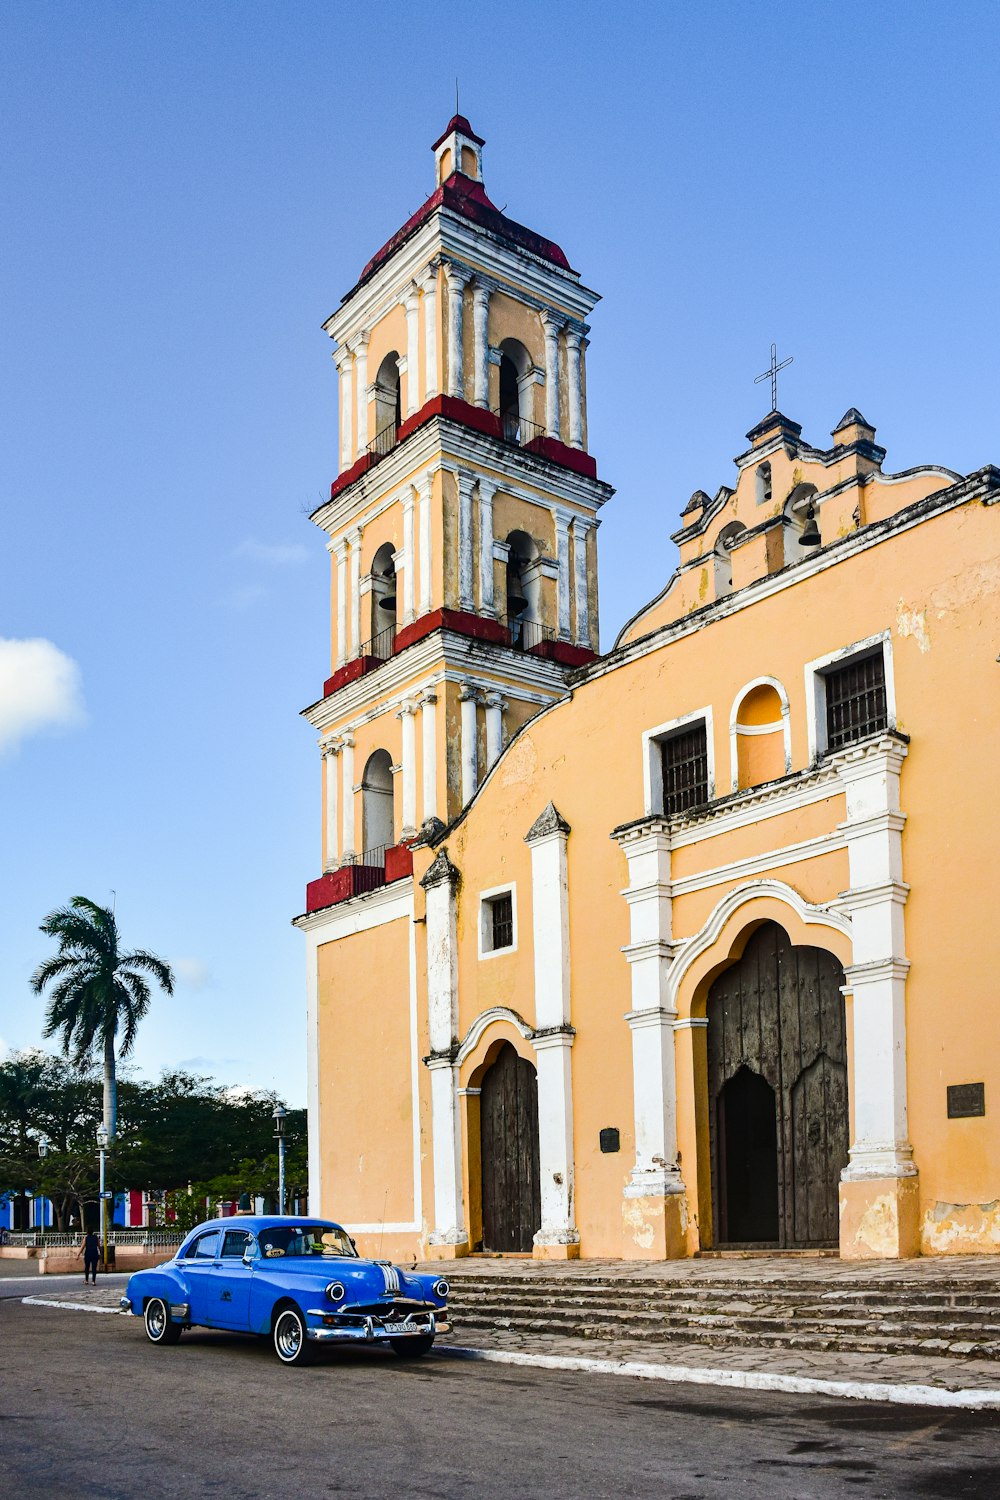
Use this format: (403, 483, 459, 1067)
(120, 1216, 450, 1365)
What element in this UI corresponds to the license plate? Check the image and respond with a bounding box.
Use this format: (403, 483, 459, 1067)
(382, 1320, 420, 1336)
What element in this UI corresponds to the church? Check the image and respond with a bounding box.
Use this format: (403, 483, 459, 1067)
(293, 118, 999, 1263)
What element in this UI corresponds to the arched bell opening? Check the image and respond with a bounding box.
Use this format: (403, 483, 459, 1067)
(373, 352, 402, 448)
(360, 748, 394, 863)
(498, 338, 533, 442)
(370, 541, 397, 639)
(713, 521, 745, 600)
(504, 529, 541, 647)
(782, 483, 820, 564)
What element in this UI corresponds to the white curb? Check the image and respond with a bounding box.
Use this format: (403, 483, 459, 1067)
(22, 1296, 122, 1315)
(434, 1344, 1000, 1411)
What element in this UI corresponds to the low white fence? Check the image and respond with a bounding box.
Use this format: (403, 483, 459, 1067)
(3, 1230, 185, 1249)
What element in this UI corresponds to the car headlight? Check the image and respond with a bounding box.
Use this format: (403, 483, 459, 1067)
(433, 1279, 449, 1299)
(325, 1281, 346, 1303)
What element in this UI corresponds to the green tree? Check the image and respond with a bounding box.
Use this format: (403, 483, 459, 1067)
(30, 897, 174, 1142)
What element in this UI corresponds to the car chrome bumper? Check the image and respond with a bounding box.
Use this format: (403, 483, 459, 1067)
(304, 1310, 449, 1343)
(119, 1296, 132, 1313)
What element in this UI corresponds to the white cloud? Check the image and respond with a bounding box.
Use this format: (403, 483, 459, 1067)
(223, 583, 271, 612)
(172, 957, 211, 989)
(0, 637, 85, 754)
(235, 538, 308, 566)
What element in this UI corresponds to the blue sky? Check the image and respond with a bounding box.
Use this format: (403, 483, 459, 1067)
(2, 1, 997, 1105)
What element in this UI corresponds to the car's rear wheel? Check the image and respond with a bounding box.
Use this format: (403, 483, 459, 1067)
(272, 1304, 312, 1366)
(390, 1333, 434, 1358)
(144, 1297, 182, 1346)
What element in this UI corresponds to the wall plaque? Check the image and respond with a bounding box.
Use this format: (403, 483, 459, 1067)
(599, 1127, 620, 1154)
(947, 1083, 985, 1119)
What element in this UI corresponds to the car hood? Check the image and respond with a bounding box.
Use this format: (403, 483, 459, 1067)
(259, 1257, 437, 1302)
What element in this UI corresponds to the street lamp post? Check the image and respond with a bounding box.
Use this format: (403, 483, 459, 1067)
(37, 1142, 48, 1233)
(273, 1106, 287, 1216)
(96, 1124, 109, 1269)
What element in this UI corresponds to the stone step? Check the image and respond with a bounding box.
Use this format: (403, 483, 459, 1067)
(445, 1276, 1000, 1303)
(447, 1285, 1000, 1316)
(448, 1295, 998, 1332)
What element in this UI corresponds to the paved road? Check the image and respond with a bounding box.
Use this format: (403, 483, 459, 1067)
(2, 1298, 998, 1499)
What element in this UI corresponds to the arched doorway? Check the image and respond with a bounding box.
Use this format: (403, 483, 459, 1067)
(479, 1042, 541, 1253)
(708, 922, 848, 1248)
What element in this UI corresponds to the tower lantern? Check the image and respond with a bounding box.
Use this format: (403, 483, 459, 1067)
(432, 114, 485, 186)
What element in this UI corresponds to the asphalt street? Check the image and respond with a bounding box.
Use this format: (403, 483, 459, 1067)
(1, 1286, 998, 1499)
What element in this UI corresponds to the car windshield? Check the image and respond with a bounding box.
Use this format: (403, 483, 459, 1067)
(257, 1224, 357, 1259)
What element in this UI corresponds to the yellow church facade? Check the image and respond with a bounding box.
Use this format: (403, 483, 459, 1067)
(294, 119, 1000, 1264)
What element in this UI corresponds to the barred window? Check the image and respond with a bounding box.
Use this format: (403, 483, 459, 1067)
(824, 651, 887, 750)
(482, 892, 514, 953)
(661, 722, 709, 816)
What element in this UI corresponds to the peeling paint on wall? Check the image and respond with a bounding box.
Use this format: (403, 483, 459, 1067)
(499, 732, 537, 788)
(622, 1196, 656, 1251)
(921, 1199, 1000, 1255)
(896, 598, 931, 653)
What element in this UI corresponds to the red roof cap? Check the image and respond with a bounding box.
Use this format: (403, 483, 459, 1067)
(431, 114, 486, 150)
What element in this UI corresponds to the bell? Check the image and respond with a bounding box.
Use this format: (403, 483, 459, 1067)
(800, 506, 821, 547)
(379, 592, 397, 612)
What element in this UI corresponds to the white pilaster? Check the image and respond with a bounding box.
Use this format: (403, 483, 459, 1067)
(460, 686, 479, 803)
(418, 470, 433, 617)
(331, 537, 348, 668)
(552, 508, 572, 640)
(334, 346, 353, 472)
(420, 262, 439, 400)
(322, 740, 340, 871)
(421, 851, 468, 1251)
(472, 281, 490, 408)
(339, 733, 355, 862)
(420, 692, 438, 822)
(614, 821, 685, 1200)
(457, 470, 475, 611)
(484, 691, 505, 770)
(525, 803, 579, 1252)
(348, 527, 362, 659)
(478, 478, 496, 617)
(541, 311, 563, 439)
(833, 735, 915, 1181)
(401, 488, 416, 625)
(397, 699, 418, 839)
(403, 285, 421, 418)
(564, 327, 584, 449)
(351, 332, 370, 456)
(572, 517, 591, 649)
(444, 262, 470, 400)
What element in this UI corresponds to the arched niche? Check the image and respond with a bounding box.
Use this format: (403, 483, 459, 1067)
(369, 540, 396, 637)
(730, 677, 790, 788)
(373, 351, 402, 441)
(498, 338, 533, 439)
(755, 461, 773, 506)
(361, 748, 394, 858)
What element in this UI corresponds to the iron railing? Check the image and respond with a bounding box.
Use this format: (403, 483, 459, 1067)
(493, 408, 547, 447)
(661, 724, 710, 817)
(506, 616, 557, 652)
(2, 1229, 185, 1248)
(367, 422, 399, 461)
(357, 624, 396, 662)
(825, 652, 887, 750)
(356, 843, 390, 871)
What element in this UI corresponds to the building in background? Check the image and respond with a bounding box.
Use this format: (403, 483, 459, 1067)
(295, 120, 999, 1263)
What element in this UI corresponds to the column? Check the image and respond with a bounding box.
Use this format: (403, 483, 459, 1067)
(444, 262, 470, 399)
(614, 819, 687, 1260)
(352, 331, 370, 455)
(322, 740, 340, 870)
(572, 517, 591, 648)
(541, 311, 563, 439)
(334, 346, 353, 471)
(459, 686, 479, 803)
(403, 285, 421, 418)
(525, 803, 579, 1258)
(418, 470, 433, 616)
(396, 700, 418, 839)
(420, 692, 438, 823)
(457, 471, 475, 611)
(348, 527, 362, 658)
(340, 734, 355, 862)
(484, 691, 505, 771)
(833, 734, 918, 1258)
(331, 538, 348, 667)
(421, 849, 468, 1256)
(472, 280, 490, 408)
(401, 488, 416, 625)
(478, 478, 496, 617)
(552, 508, 572, 640)
(420, 261, 439, 400)
(564, 327, 584, 449)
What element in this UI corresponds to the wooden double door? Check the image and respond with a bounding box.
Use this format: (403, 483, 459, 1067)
(708, 923, 849, 1249)
(480, 1042, 541, 1253)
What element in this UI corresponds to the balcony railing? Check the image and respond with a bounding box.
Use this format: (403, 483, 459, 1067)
(354, 843, 390, 871)
(506, 616, 558, 652)
(357, 624, 396, 663)
(494, 407, 547, 447)
(367, 422, 399, 461)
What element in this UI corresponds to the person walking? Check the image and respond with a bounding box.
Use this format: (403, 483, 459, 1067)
(78, 1229, 101, 1285)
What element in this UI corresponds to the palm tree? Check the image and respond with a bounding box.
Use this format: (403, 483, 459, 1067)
(31, 897, 174, 1142)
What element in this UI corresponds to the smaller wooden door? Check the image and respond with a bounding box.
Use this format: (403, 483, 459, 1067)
(480, 1043, 541, 1253)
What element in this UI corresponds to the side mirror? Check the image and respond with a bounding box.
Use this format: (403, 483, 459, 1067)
(243, 1245, 256, 1265)
(349, 1237, 357, 1254)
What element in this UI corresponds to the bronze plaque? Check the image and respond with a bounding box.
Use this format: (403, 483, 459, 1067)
(947, 1083, 985, 1119)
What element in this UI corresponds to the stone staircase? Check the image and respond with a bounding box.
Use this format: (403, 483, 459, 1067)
(441, 1268, 1000, 1361)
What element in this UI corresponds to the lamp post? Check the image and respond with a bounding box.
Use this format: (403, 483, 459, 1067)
(37, 1142, 48, 1233)
(96, 1124, 109, 1269)
(272, 1106, 287, 1216)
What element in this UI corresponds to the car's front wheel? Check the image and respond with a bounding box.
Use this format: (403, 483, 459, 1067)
(272, 1303, 313, 1366)
(144, 1298, 182, 1346)
(390, 1333, 434, 1358)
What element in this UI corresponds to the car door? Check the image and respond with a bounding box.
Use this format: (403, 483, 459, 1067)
(211, 1229, 255, 1331)
(182, 1229, 223, 1325)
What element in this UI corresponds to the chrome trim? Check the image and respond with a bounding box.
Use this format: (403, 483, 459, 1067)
(118, 1296, 132, 1313)
(169, 1303, 190, 1320)
(304, 1309, 437, 1344)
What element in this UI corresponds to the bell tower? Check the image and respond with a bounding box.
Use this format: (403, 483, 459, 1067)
(302, 118, 612, 909)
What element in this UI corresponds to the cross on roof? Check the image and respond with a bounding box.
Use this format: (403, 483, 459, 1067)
(754, 343, 794, 412)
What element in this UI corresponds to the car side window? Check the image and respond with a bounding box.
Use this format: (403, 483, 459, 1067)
(192, 1231, 222, 1260)
(221, 1230, 252, 1259)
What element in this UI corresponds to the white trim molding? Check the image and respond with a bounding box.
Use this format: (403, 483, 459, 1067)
(455, 1005, 535, 1065)
(728, 675, 792, 789)
(642, 706, 715, 816)
(804, 631, 896, 763)
(477, 881, 518, 959)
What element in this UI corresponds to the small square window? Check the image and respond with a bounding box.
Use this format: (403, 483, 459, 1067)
(480, 888, 516, 956)
(661, 722, 709, 816)
(824, 650, 887, 750)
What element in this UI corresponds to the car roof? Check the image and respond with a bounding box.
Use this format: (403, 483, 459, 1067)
(186, 1216, 347, 1235)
